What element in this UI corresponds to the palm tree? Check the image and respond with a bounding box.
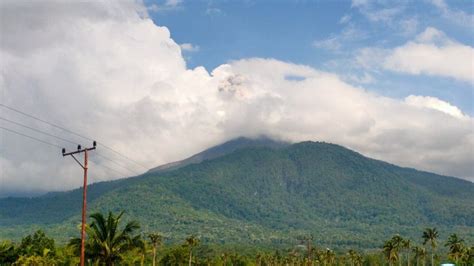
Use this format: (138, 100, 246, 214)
(402, 239, 412, 266)
(354, 253, 364, 266)
(184, 235, 200, 266)
(445, 233, 464, 264)
(422, 228, 438, 266)
(69, 211, 142, 266)
(148, 233, 163, 266)
(348, 249, 363, 266)
(288, 250, 299, 266)
(0, 240, 18, 264)
(221, 252, 229, 266)
(459, 246, 473, 265)
(391, 235, 404, 266)
(412, 246, 426, 266)
(383, 239, 399, 266)
(255, 253, 263, 266)
(322, 248, 335, 266)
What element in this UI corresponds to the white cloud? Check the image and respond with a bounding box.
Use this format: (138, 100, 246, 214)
(313, 25, 366, 52)
(339, 15, 351, 24)
(0, 1, 473, 196)
(399, 17, 419, 36)
(385, 27, 474, 83)
(405, 95, 467, 120)
(165, 0, 182, 7)
(415, 27, 444, 42)
(430, 0, 474, 27)
(180, 43, 200, 52)
(355, 47, 388, 69)
(345, 72, 375, 84)
(356, 27, 474, 83)
(351, 0, 368, 8)
(351, 0, 404, 24)
(148, 0, 183, 12)
(206, 7, 223, 16)
(312, 37, 342, 51)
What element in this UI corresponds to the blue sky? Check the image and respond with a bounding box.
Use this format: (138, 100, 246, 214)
(147, 0, 473, 114)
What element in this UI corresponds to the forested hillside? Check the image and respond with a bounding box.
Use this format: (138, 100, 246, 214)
(1, 139, 473, 249)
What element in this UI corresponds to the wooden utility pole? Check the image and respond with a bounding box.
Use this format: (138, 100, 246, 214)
(301, 234, 314, 266)
(62, 141, 96, 266)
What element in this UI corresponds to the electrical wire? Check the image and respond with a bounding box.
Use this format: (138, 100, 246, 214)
(89, 158, 130, 178)
(1, 125, 134, 179)
(0, 126, 62, 148)
(0, 103, 92, 142)
(94, 152, 141, 175)
(1, 116, 143, 176)
(97, 143, 149, 170)
(0, 116, 81, 146)
(0, 103, 150, 170)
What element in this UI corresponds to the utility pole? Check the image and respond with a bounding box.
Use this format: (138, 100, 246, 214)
(298, 234, 314, 266)
(62, 141, 96, 266)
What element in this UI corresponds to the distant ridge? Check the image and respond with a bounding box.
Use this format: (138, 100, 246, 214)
(148, 136, 290, 173)
(1, 137, 472, 248)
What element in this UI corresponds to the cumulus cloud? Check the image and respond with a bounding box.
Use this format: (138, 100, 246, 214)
(405, 95, 467, 120)
(345, 72, 375, 84)
(385, 28, 474, 83)
(357, 27, 474, 83)
(0, 1, 473, 196)
(180, 43, 200, 52)
(147, 0, 183, 12)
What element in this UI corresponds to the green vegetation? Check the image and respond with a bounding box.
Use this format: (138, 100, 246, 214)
(149, 233, 164, 266)
(1, 212, 472, 265)
(69, 211, 144, 265)
(421, 228, 439, 266)
(148, 137, 289, 174)
(1, 140, 473, 250)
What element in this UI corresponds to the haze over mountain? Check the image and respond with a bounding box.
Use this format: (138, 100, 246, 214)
(1, 137, 472, 249)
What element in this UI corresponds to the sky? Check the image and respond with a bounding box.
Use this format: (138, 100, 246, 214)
(149, 0, 474, 113)
(0, 0, 473, 196)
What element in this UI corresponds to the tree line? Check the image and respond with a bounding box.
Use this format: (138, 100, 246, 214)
(0, 211, 472, 265)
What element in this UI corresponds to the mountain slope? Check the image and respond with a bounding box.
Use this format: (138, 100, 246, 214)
(1, 139, 473, 248)
(148, 136, 289, 173)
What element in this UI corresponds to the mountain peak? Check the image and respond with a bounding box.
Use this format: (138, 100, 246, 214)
(1, 137, 473, 247)
(147, 136, 290, 173)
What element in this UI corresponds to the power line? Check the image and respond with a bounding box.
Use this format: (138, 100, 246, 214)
(1, 114, 143, 176)
(94, 152, 141, 175)
(0, 126, 62, 148)
(98, 143, 149, 170)
(1, 125, 133, 179)
(0, 103, 92, 141)
(0, 103, 150, 170)
(0, 116, 81, 146)
(89, 157, 130, 178)
(0, 126, 129, 179)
